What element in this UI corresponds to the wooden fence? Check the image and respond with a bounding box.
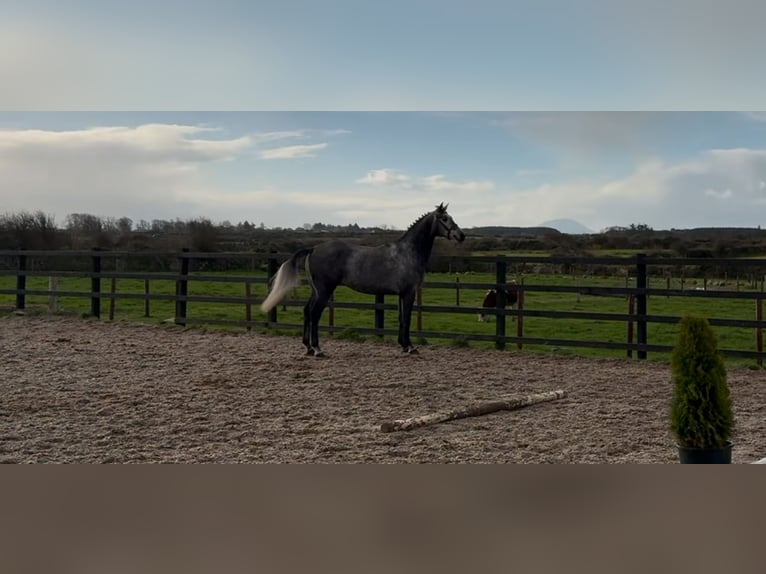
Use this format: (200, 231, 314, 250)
(1, 249, 765, 364)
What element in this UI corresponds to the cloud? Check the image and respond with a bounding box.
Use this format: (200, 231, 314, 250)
(0, 13, 289, 110)
(419, 174, 494, 193)
(515, 168, 548, 177)
(0, 122, 405, 228)
(533, 148, 766, 229)
(0, 124, 253, 161)
(491, 112, 666, 163)
(253, 129, 347, 159)
(320, 129, 353, 137)
(0, 20, 100, 109)
(741, 112, 766, 123)
(250, 130, 312, 144)
(704, 188, 733, 200)
(0, 124, 257, 222)
(356, 168, 493, 193)
(180, 187, 432, 229)
(251, 129, 351, 145)
(444, 146, 766, 231)
(355, 169, 412, 186)
(0, 122, 349, 222)
(4, 120, 766, 232)
(259, 143, 328, 160)
(4, 2, 766, 111)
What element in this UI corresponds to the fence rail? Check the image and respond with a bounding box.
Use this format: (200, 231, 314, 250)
(1, 249, 765, 364)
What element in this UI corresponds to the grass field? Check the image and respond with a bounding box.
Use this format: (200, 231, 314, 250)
(2, 268, 763, 366)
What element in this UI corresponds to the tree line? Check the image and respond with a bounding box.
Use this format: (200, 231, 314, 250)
(2, 210, 766, 261)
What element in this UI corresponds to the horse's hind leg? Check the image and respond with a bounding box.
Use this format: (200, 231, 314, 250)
(300, 283, 332, 357)
(302, 285, 327, 356)
(302, 256, 327, 357)
(302, 297, 313, 353)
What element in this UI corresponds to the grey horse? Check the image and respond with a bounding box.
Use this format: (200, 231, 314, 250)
(260, 203, 465, 356)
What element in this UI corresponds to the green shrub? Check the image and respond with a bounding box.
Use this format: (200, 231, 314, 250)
(670, 315, 734, 448)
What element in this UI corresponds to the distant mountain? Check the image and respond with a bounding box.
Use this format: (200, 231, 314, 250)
(539, 219, 594, 234)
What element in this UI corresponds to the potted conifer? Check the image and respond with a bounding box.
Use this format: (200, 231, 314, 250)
(670, 314, 734, 463)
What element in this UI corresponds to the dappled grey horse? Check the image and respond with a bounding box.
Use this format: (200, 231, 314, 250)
(260, 203, 465, 356)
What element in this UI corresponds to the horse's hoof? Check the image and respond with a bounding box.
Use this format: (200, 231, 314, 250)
(403, 346, 419, 355)
(305, 348, 315, 356)
(313, 350, 326, 358)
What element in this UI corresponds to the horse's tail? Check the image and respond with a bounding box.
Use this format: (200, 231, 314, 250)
(260, 248, 313, 313)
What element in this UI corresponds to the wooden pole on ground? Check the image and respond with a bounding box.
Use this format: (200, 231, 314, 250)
(380, 390, 566, 433)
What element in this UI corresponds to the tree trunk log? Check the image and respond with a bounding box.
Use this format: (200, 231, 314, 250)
(380, 390, 566, 433)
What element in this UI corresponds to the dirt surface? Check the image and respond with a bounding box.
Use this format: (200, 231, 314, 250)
(1, 314, 764, 463)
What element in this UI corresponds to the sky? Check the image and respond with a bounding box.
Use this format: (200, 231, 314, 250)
(2, 1, 766, 232)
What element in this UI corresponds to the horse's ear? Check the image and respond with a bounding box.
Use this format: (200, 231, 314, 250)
(436, 202, 448, 213)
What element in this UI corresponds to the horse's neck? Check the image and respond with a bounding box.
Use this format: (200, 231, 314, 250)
(399, 216, 436, 264)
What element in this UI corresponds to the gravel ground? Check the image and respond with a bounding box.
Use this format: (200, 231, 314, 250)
(1, 314, 764, 463)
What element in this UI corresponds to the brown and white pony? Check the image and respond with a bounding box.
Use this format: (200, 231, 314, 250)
(478, 280, 518, 322)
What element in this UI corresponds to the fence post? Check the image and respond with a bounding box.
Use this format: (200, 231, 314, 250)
(107, 256, 120, 321)
(108, 276, 117, 321)
(757, 297, 763, 368)
(455, 276, 460, 306)
(175, 248, 190, 326)
(375, 294, 385, 336)
(48, 276, 59, 312)
(627, 294, 635, 358)
(267, 257, 278, 324)
(516, 286, 524, 350)
(635, 253, 648, 360)
(328, 293, 335, 328)
(495, 260, 507, 350)
(245, 281, 252, 331)
(144, 279, 151, 317)
(16, 253, 26, 310)
(91, 248, 102, 318)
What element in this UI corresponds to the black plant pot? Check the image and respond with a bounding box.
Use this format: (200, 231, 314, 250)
(677, 441, 733, 464)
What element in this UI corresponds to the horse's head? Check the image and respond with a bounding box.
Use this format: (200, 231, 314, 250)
(433, 202, 465, 242)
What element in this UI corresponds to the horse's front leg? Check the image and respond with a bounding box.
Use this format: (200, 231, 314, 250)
(398, 291, 418, 354)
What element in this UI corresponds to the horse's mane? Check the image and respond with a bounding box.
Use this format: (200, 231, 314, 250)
(405, 202, 447, 232)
